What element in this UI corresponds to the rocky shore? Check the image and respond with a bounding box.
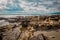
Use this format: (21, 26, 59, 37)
(0, 15, 60, 40)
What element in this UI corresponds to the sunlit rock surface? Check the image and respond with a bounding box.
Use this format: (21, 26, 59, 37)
(0, 15, 60, 40)
(0, 20, 9, 27)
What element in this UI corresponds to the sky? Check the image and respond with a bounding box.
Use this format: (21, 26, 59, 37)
(0, 0, 60, 15)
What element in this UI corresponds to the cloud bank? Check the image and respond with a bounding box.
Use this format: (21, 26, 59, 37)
(0, 0, 60, 15)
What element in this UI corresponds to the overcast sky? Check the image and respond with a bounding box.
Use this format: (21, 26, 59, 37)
(0, 0, 60, 15)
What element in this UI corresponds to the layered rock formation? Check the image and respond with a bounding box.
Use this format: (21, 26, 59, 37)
(0, 15, 60, 40)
